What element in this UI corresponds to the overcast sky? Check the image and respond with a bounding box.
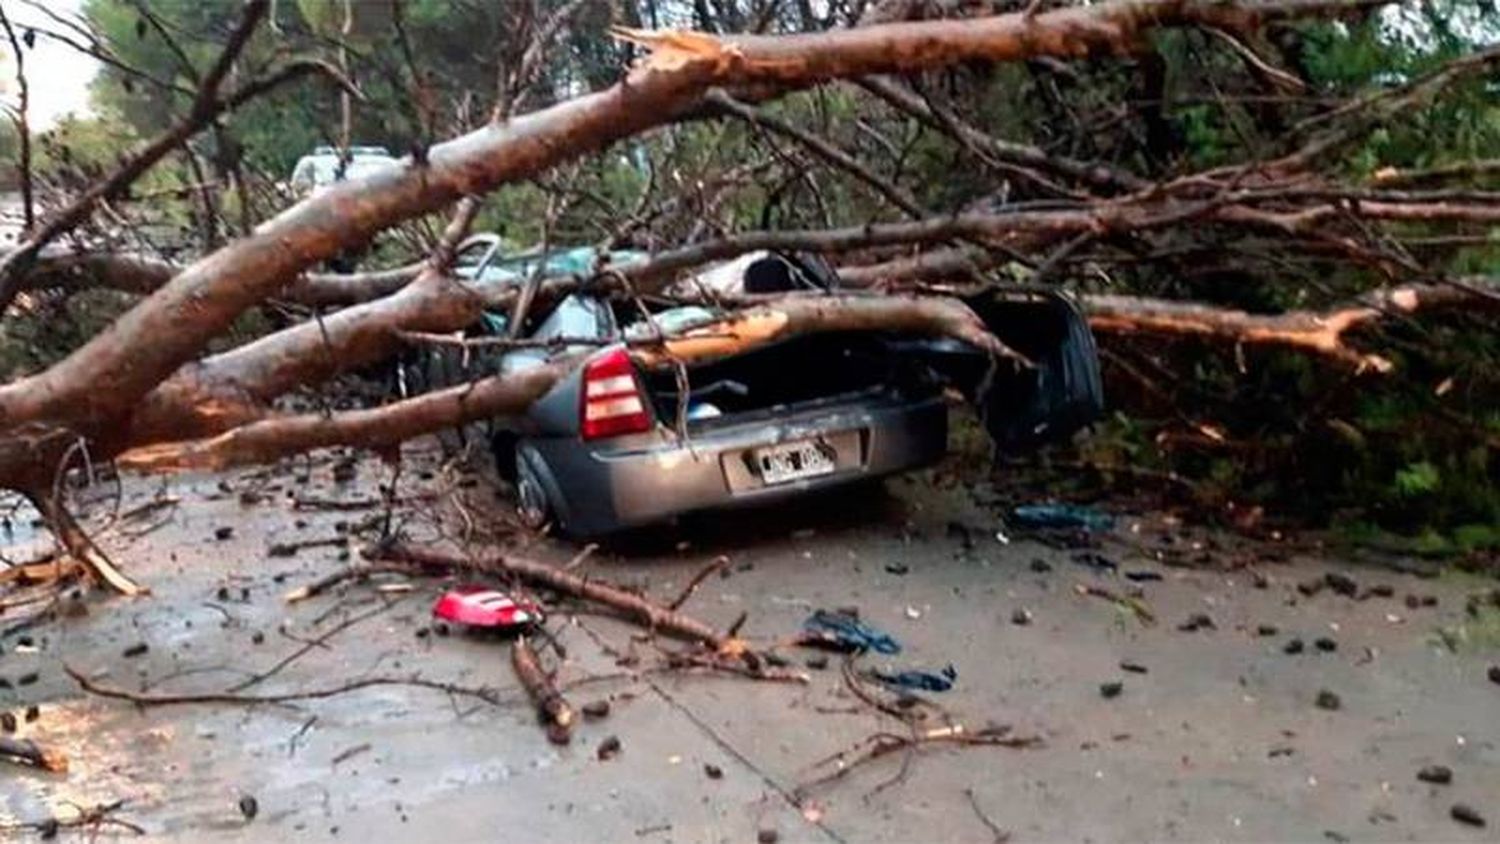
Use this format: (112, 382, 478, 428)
(2, 0, 100, 129)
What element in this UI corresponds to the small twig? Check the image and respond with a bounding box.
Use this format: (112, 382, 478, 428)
(667, 555, 730, 610)
(267, 536, 348, 557)
(0, 799, 145, 837)
(284, 562, 425, 603)
(65, 663, 515, 708)
(965, 787, 1011, 843)
(796, 726, 1041, 797)
(227, 601, 395, 692)
(562, 543, 599, 571)
(1074, 582, 1157, 625)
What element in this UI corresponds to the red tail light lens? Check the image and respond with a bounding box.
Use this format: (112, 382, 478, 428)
(580, 347, 652, 440)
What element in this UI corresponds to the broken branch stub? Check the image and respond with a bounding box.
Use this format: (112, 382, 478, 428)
(512, 636, 576, 745)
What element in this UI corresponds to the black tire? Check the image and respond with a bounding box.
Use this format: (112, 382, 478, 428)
(513, 448, 553, 531)
(490, 431, 519, 482)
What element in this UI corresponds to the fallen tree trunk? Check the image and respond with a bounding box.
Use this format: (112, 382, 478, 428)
(0, 0, 1374, 490)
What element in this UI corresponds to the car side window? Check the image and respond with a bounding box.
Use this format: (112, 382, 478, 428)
(452, 241, 492, 274)
(532, 295, 614, 341)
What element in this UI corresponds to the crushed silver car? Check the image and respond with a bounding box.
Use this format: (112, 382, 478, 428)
(410, 246, 1102, 536)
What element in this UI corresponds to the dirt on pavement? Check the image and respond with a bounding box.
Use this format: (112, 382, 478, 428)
(1, 440, 1498, 842)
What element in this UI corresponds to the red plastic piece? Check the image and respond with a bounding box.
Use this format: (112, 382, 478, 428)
(432, 586, 543, 629)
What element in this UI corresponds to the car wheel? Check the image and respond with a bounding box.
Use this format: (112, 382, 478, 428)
(514, 451, 553, 531)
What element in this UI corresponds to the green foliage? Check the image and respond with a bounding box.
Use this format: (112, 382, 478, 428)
(1394, 461, 1441, 498)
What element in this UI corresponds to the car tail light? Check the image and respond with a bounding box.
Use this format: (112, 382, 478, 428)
(581, 347, 652, 440)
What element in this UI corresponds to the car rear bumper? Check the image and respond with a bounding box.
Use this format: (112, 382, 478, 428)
(526, 393, 947, 536)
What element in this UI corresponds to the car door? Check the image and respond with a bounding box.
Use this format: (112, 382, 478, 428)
(962, 287, 1104, 451)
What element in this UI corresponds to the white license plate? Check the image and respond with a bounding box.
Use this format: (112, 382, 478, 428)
(753, 440, 836, 485)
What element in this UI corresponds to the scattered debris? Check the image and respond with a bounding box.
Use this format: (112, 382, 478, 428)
(238, 795, 259, 821)
(1417, 765, 1453, 785)
(283, 562, 424, 603)
(1297, 578, 1324, 597)
(331, 743, 372, 766)
(1074, 583, 1156, 625)
(1324, 572, 1358, 598)
(1124, 570, 1163, 582)
(267, 536, 348, 558)
(1257, 625, 1279, 636)
(1284, 638, 1306, 655)
(870, 664, 957, 693)
(802, 609, 900, 654)
(1029, 559, 1052, 573)
(433, 587, 543, 631)
(122, 642, 149, 658)
(0, 736, 68, 772)
(596, 735, 622, 761)
(1120, 662, 1148, 674)
(1177, 613, 1215, 632)
(373, 545, 735, 652)
(1488, 666, 1500, 686)
(1450, 804, 1485, 828)
(1011, 504, 1113, 532)
(1315, 690, 1342, 711)
(1011, 608, 1032, 626)
(757, 829, 779, 844)
(885, 562, 910, 576)
(1314, 637, 1338, 652)
(1099, 681, 1123, 699)
(703, 763, 723, 779)
(213, 526, 234, 541)
(582, 700, 611, 720)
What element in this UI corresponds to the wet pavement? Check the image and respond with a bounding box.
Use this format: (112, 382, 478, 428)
(2, 441, 1498, 841)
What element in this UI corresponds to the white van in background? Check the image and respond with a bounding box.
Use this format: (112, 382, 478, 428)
(288, 146, 400, 195)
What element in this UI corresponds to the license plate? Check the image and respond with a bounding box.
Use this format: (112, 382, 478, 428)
(753, 440, 835, 485)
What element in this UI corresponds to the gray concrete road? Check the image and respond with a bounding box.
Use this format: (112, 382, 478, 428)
(1, 442, 1497, 842)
